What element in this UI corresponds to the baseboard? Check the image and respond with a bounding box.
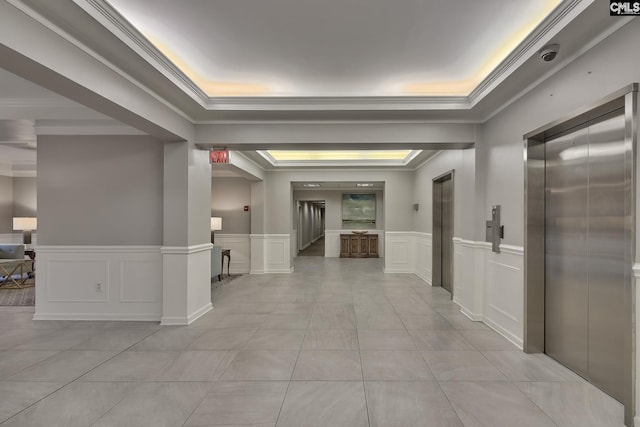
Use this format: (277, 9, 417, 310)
(414, 271, 432, 286)
(265, 267, 294, 274)
(188, 302, 213, 324)
(483, 316, 524, 350)
(250, 269, 265, 275)
(459, 305, 483, 322)
(384, 267, 414, 274)
(33, 312, 160, 322)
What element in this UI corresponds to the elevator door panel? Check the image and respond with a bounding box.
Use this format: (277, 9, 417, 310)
(441, 177, 453, 293)
(432, 181, 442, 288)
(544, 109, 627, 403)
(585, 112, 627, 402)
(545, 126, 590, 378)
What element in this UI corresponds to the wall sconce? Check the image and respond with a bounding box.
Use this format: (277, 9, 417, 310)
(211, 217, 222, 244)
(13, 217, 37, 246)
(413, 203, 419, 212)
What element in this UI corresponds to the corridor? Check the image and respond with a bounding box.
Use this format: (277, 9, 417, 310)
(0, 257, 624, 426)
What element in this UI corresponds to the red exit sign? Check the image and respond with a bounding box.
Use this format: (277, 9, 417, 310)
(210, 149, 229, 164)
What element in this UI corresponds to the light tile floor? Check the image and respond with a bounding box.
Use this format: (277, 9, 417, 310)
(0, 257, 625, 426)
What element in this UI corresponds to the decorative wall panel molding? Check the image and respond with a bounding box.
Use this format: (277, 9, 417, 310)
(414, 232, 432, 284)
(34, 246, 162, 321)
(384, 232, 416, 273)
(213, 234, 250, 274)
(250, 234, 293, 274)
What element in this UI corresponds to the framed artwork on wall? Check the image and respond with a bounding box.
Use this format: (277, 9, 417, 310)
(342, 194, 376, 228)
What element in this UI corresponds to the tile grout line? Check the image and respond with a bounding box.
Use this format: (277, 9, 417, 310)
(353, 292, 372, 427)
(273, 295, 314, 427)
(0, 325, 161, 425)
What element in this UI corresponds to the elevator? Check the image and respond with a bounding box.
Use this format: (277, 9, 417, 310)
(432, 171, 454, 295)
(545, 109, 628, 402)
(524, 84, 637, 426)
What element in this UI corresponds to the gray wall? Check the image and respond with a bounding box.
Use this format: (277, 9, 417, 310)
(13, 177, 36, 217)
(479, 19, 640, 247)
(412, 149, 476, 240)
(211, 177, 252, 234)
(0, 175, 12, 234)
(38, 135, 164, 246)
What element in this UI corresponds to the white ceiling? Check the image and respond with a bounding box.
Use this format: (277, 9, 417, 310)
(107, 0, 561, 97)
(0, 0, 629, 174)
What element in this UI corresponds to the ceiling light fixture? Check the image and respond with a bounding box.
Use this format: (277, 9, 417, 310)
(302, 183, 321, 188)
(356, 183, 374, 187)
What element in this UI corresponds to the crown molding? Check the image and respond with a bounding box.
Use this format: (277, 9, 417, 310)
(73, 0, 590, 114)
(468, 0, 591, 108)
(203, 96, 471, 111)
(72, 0, 209, 108)
(7, 0, 193, 123)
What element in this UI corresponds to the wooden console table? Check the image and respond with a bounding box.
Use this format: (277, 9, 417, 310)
(340, 234, 378, 258)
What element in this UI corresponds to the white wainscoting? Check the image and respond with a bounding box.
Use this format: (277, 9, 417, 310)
(213, 234, 250, 274)
(384, 232, 416, 273)
(482, 244, 524, 349)
(161, 243, 213, 325)
(250, 234, 293, 274)
(414, 233, 432, 284)
(449, 238, 524, 349)
(324, 229, 385, 258)
(34, 246, 163, 321)
(452, 238, 484, 321)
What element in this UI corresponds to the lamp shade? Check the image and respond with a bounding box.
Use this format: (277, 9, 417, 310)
(211, 217, 222, 231)
(13, 217, 37, 231)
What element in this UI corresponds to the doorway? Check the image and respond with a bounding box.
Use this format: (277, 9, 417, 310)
(432, 171, 454, 296)
(297, 200, 325, 256)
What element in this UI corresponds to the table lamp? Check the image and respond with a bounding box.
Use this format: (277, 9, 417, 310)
(13, 217, 37, 246)
(211, 217, 222, 243)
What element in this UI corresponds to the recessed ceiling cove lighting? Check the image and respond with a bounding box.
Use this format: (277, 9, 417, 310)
(302, 183, 321, 188)
(357, 183, 374, 187)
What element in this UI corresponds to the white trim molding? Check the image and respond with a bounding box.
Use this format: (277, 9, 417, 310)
(161, 242, 212, 254)
(384, 232, 416, 273)
(34, 245, 163, 321)
(160, 244, 213, 325)
(414, 232, 432, 284)
(213, 234, 250, 274)
(250, 234, 293, 274)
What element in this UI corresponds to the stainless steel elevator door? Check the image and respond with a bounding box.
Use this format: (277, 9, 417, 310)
(441, 177, 453, 293)
(433, 181, 442, 288)
(545, 124, 590, 378)
(544, 110, 627, 402)
(432, 173, 453, 296)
